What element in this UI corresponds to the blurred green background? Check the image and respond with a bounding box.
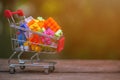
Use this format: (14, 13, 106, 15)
(0, 0, 120, 59)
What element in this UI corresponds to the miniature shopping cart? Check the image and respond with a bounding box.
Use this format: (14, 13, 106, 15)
(4, 9, 65, 74)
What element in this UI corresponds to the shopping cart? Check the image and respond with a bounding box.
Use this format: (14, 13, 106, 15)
(4, 9, 65, 74)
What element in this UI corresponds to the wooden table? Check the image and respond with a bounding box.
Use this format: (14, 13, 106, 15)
(0, 59, 120, 80)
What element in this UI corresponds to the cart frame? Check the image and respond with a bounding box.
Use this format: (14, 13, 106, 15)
(4, 9, 65, 74)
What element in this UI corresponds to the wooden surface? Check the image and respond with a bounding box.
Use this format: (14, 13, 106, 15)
(0, 59, 120, 80)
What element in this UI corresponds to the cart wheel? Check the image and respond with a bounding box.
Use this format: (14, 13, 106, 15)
(44, 68, 49, 74)
(20, 66, 25, 70)
(9, 67, 16, 74)
(49, 66, 55, 72)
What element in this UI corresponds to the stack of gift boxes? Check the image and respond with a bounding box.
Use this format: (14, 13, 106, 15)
(18, 16, 63, 52)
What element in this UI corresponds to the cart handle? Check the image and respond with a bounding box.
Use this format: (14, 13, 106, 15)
(4, 9, 24, 18)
